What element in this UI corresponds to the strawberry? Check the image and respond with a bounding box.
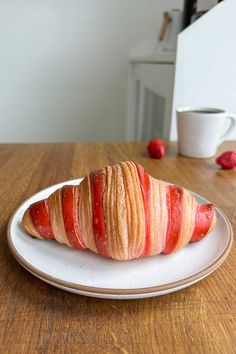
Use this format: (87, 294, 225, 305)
(147, 138, 166, 159)
(216, 150, 236, 170)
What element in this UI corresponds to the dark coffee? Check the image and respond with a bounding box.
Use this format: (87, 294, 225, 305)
(185, 109, 223, 114)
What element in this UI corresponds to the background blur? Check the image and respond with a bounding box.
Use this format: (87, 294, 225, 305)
(0, 0, 183, 142)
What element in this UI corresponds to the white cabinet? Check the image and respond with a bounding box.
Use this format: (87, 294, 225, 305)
(126, 40, 176, 141)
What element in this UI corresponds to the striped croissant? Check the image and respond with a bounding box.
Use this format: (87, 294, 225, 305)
(22, 161, 216, 261)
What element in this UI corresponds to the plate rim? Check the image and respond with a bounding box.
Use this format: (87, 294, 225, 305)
(7, 179, 234, 296)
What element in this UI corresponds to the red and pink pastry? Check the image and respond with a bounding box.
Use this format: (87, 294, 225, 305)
(22, 161, 216, 260)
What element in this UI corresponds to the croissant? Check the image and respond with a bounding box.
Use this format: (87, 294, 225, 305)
(22, 161, 216, 260)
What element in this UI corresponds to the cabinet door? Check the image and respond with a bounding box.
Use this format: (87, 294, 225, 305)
(127, 63, 175, 140)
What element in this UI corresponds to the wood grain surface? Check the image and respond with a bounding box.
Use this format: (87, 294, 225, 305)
(0, 142, 236, 354)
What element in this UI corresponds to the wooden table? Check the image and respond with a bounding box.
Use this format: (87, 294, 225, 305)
(0, 142, 236, 353)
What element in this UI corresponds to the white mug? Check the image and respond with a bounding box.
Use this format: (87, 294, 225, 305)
(177, 107, 236, 158)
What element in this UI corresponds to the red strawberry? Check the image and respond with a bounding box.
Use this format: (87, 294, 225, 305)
(147, 138, 166, 159)
(216, 150, 236, 170)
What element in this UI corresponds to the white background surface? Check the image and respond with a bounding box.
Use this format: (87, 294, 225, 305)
(0, 0, 183, 142)
(171, 0, 236, 140)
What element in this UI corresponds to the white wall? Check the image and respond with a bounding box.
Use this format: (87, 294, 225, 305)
(0, 0, 182, 142)
(171, 0, 236, 141)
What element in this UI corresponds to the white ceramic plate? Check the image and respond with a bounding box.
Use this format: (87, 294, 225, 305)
(8, 179, 233, 299)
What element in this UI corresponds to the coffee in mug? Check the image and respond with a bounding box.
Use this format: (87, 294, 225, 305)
(176, 107, 236, 158)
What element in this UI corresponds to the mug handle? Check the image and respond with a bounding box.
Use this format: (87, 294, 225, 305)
(218, 113, 236, 144)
